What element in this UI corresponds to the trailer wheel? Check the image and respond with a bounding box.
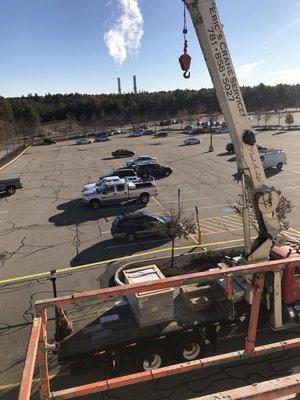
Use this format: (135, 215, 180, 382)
(177, 334, 206, 361)
(140, 346, 164, 371)
(6, 186, 16, 195)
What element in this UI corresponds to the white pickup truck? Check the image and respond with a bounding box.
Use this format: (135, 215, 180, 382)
(82, 178, 157, 209)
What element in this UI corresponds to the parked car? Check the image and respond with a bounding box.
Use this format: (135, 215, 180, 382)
(100, 168, 137, 181)
(183, 137, 202, 145)
(108, 129, 121, 135)
(82, 179, 157, 209)
(153, 131, 168, 138)
(129, 131, 143, 138)
(126, 156, 158, 168)
(95, 132, 109, 142)
(111, 211, 173, 242)
(215, 127, 228, 134)
(260, 150, 287, 170)
(43, 138, 56, 145)
(112, 149, 135, 158)
(143, 129, 154, 136)
(183, 125, 193, 132)
(76, 138, 93, 145)
(136, 163, 172, 178)
(226, 142, 267, 154)
(0, 178, 23, 195)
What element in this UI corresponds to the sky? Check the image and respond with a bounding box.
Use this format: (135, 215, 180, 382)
(0, 0, 300, 97)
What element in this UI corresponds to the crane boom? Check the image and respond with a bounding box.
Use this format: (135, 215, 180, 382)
(185, 0, 281, 262)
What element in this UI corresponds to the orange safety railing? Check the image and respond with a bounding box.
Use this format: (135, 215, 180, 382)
(18, 257, 300, 400)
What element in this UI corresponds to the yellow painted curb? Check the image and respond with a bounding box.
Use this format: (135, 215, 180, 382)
(0, 237, 254, 286)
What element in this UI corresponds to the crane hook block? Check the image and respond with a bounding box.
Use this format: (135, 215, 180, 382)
(243, 130, 256, 146)
(179, 53, 191, 79)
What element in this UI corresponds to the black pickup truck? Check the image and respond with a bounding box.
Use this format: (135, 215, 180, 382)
(0, 178, 23, 195)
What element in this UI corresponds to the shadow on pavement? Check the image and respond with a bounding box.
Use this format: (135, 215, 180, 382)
(48, 199, 146, 227)
(265, 168, 282, 178)
(227, 156, 236, 162)
(70, 236, 171, 267)
(232, 168, 282, 181)
(217, 152, 230, 156)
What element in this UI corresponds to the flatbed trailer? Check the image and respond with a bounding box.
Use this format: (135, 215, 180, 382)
(58, 280, 250, 365)
(18, 252, 300, 400)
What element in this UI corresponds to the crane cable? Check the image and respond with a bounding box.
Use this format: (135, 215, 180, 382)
(178, 3, 191, 78)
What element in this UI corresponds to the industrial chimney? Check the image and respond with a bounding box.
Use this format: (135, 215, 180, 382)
(133, 75, 137, 94)
(117, 78, 122, 95)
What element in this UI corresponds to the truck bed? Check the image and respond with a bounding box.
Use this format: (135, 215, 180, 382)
(58, 284, 229, 362)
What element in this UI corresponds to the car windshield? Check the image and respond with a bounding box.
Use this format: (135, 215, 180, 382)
(142, 212, 164, 223)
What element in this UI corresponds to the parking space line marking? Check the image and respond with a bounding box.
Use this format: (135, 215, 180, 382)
(0, 237, 255, 285)
(282, 185, 300, 190)
(215, 216, 243, 229)
(198, 221, 224, 232)
(184, 204, 229, 211)
(162, 196, 212, 204)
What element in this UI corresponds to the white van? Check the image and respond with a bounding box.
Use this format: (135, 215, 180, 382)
(260, 150, 287, 170)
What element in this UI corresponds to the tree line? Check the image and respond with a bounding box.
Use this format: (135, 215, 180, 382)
(0, 83, 299, 139)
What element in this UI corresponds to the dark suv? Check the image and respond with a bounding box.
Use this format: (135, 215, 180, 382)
(111, 212, 173, 242)
(100, 168, 137, 180)
(153, 131, 168, 138)
(226, 142, 268, 154)
(136, 163, 172, 178)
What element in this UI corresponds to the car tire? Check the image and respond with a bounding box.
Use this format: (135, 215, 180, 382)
(139, 193, 150, 204)
(126, 232, 137, 243)
(277, 162, 283, 170)
(89, 199, 101, 209)
(6, 186, 16, 195)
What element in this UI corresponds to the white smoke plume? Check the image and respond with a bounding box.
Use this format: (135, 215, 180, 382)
(104, 0, 143, 65)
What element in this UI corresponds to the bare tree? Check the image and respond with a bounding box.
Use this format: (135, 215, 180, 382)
(154, 207, 197, 266)
(285, 113, 294, 129)
(231, 188, 293, 233)
(275, 109, 283, 127)
(263, 113, 271, 129)
(254, 110, 262, 126)
(177, 109, 188, 130)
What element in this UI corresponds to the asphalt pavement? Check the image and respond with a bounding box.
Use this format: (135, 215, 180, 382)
(1, 128, 300, 398)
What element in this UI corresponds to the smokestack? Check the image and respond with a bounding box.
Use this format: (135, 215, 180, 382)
(133, 75, 137, 94)
(117, 78, 122, 95)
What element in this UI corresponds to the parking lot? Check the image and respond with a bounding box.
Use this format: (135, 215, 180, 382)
(1, 128, 300, 397)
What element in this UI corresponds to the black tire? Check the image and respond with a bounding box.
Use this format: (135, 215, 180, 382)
(277, 162, 283, 170)
(176, 333, 207, 362)
(126, 232, 137, 243)
(89, 199, 101, 209)
(6, 186, 16, 195)
(139, 193, 150, 204)
(139, 346, 164, 371)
